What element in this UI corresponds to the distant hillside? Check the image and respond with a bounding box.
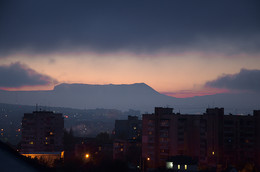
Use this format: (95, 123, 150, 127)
(0, 83, 178, 112)
(0, 83, 259, 114)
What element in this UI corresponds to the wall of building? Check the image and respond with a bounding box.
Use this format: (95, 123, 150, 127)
(21, 111, 64, 153)
(142, 107, 260, 169)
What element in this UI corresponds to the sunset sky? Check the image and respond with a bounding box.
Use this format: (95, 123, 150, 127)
(0, 0, 260, 97)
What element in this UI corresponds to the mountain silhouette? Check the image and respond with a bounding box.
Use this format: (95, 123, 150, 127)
(0, 83, 259, 114)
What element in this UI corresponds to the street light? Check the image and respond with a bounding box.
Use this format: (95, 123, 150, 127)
(85, 153, 90, 159)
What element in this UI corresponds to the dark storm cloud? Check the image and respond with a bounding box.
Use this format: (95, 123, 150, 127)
(0, 62, 57, 88)
(0, 0, 260, 56)
(206, 69, 260, 92)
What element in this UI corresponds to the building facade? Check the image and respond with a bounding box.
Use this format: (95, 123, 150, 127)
(142, 107, 260, 169)
(113, 116, 142, 166)
(114, 115, 142, 141)
(21, 111, 64, 153)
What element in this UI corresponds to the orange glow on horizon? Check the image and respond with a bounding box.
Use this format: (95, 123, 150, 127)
(1, 51, 260, 98)
(0, 82, 230, 98)
(161, 88, 230, 98)
(0, 85, 55, 91)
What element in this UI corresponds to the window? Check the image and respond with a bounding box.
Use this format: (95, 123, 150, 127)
(160, 120, 169, 127)
(166, 162, 173, 169)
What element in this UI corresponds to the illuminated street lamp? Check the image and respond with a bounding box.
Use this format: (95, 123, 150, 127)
(85, 153, 90, 159)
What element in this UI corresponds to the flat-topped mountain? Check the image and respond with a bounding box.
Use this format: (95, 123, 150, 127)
(0, 83, 259, 114)
(0, 83, 177, 112)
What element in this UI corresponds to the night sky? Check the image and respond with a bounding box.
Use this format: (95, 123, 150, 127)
(0, 0, 260, 97)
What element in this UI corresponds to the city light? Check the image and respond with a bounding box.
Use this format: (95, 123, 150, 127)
(147, 157, 150, 161)
(166, 162, 173, 169)
(61, 151, 64, 159)
(85, 153, 90, 159)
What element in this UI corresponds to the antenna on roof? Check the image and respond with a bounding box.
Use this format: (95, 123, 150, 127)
(36, 104, 38, 111)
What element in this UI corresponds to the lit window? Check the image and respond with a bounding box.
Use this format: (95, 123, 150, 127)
(161, 149, 165, 153)
(50, 132, 53, 135)
(85, 154, 90, 158)
(178, 165, 180, 170)
(29, 141, 34, 145)
(61, 151, 64, 159)
(1, 129, 4, 131)
(133, 137, 136, 140)
(166, 162, 173, 169)
(185, 165, 187, 170)
(147, 157, 150, 161)
(133, 126, 137, 130)
(212, 151, 215, 155)
(45, 142, 48, 144)
(45, 137, 48, 140)
(120, 148, 124, 152)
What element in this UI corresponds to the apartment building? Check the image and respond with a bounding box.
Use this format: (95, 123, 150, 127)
(113, 115, 142, 166)
(114, 115, 142, 141)
(142, 107, 260, 169)
(21, 111, 64, 153)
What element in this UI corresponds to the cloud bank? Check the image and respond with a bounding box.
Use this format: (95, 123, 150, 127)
(0, 62, 57, 88)
(0, 0, 259, 56)
(206, 69, 260, 92)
